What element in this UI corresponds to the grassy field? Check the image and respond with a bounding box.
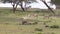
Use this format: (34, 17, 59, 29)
(0, 9, 60, 34)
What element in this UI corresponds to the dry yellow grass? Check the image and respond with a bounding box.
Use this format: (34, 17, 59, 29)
(0, 9, 60, 34)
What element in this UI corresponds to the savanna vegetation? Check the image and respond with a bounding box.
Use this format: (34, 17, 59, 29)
(0, 0, 60, 34)
(0, 8, 60, 34)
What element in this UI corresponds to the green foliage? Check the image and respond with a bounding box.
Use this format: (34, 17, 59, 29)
(51, 32, 55, 34)
(45, 25, 49, 27)
(37, 32, 42, 34)
(35, 28, 43, 31)
(52, 0, 60, 5)
(50, 25, 60, 28)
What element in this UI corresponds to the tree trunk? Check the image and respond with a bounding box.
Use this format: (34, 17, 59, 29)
(20, 2, 25, 11)
(24, 2, 27, 11)
(13, 4, 16, 13)
(42, 1, 55, 14)
(13, 3, 19, 13)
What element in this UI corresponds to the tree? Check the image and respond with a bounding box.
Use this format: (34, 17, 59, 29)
(51, 0, 60, 5)
(22, 0, 37, 11)
(51, 0, 60, 9)
(40, 0, 55, 14)
(1, 0, 19, 13)
(1, 0, 37, 12)
(19, 0, 37, 11)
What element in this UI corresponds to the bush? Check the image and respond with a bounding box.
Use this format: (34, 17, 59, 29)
(50, 25, 60, 28)
(4, 23, 10, 25)
(37, 32, 42, 34)
(35, 28, 43, 31)
(32, 22, 38, 25)
(51, 32, 55, 34)
(45, 25, 49, 27)
(22, 20, 27, 25)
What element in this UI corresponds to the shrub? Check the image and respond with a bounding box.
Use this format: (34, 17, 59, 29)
(50, 25, 60, 28)
(22, 20, 27, 25)
(32, 22, 38, 25)
(51, 32, 55, 34)
(45, 25, 49, 27)
(5, 23, 10, 25)
(37, 32, 42, 34)
(35, 28, 43, 31)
